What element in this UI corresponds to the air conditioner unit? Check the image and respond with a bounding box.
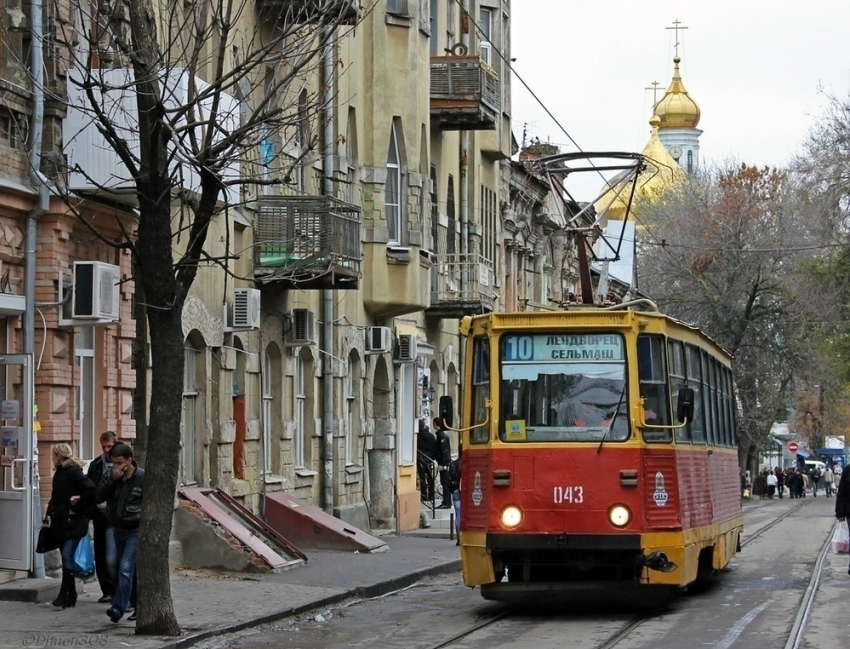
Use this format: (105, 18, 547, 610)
(72, 261, 120, 320)
(231, 288, 261, 330)
(396, 334, 417, 362)
(285, 309, 317, 346)
(366, 326, 393, 354)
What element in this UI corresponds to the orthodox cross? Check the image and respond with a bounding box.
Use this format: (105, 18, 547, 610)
(645, 81, 662, 104)
(666, 19, 688, 57)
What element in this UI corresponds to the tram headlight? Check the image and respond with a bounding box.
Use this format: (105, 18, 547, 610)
(608, 504, 631, 528)
(500, 505, 523, 529)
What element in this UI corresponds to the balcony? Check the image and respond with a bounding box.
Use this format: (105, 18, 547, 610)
(426, 254, 495, 317)
(256, 0, 362, 24)
(253, 195, 361, 290)
(430, 56, 500, 131)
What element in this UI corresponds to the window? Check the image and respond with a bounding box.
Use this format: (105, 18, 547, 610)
(385, 123, 402, 244)
(479, 7, 493, 66)
(638, 334, 671, 442)
(345, 354, 362, 466)
(446, 175, 456, 255)
(470, 337, 491, 444)
(686, 345, 705, 443)
(668, 340, 688, 443)
(75, 327, 95, 459)
(182, 339, 200, 484)
(499, 332, 629, 443)
(687, 149, 694, 173)
(294, 353, 306, 468)
(262, 346, 282, 474)
(345, 109, 357, 204)
(429, 165, 438, 252)
(429, 0, 439, 55)
(387, 0, 409, 15)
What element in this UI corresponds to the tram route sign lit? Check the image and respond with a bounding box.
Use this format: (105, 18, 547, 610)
(788, 442, 799, 453)
(502, 333, 624, 362)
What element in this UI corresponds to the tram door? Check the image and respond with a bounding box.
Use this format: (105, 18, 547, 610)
(0, 354, 34, 571)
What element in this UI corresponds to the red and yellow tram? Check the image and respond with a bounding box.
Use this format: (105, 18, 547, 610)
(451, 304, 743, 601)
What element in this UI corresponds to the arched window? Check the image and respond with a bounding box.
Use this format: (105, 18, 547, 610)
(182, 334, 205, 485)
(263, 344, 282, 475)
(385, 123, 402, 244)
(294, 349, 314, 469)
(345, 352, 362, 466)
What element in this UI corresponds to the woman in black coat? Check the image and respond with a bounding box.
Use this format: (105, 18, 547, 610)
(47, 443, 95, 608)
(835, 466, 850, 574)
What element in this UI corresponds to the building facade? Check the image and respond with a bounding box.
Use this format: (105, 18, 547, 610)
(0, 0, 604, 585)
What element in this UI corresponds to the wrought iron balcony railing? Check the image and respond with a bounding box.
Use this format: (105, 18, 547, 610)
(430, 55, 500, 131)
(254, 195, 361, 290)
(426, 253, 495, 317)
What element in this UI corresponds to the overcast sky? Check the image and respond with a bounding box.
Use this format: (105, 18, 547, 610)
(510, 1, 850, 201)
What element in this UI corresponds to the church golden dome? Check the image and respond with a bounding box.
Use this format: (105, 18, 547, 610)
(594, 116, 683, 221)
(653, 56, 700, 129)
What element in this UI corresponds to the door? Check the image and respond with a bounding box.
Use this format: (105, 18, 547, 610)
(0, 354, 34, 571)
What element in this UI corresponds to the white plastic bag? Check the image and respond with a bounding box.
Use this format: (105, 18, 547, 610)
(832, 521, 850, 554)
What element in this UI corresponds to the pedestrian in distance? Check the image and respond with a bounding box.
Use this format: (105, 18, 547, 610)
(766, 470, 777, 499)
(824, 465, 835, 497)
(834, 464, 850, 574)
(86, 430, 117, 604)
(810, 466, 822, 497)
(416, 419, 437, 503)
(47, 443, 96, 609)
(774, 466, 785, 499)
(753, 469, 768, 500)
(433, 417, 453, 509)
(96, 443, 145, 623)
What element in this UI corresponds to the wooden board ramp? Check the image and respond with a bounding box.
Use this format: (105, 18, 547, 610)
(264, 492, 388, 553)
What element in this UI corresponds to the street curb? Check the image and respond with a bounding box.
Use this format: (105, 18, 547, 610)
(151, 558, 462, 649)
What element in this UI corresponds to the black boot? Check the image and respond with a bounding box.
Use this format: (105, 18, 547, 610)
(64, 570, 77, 608)
(52, 570, 71, 607)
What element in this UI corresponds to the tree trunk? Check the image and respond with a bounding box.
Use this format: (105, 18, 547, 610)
(134, 304, 184, 636)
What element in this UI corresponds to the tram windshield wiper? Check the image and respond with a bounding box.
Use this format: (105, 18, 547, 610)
(597, 382, 626, 454)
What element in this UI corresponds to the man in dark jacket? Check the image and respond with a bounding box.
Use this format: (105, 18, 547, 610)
(87, 430, 116, 603)
(416, 420, 437, 502)
(96, 443, 145, 623)
(433, 417, 452, 509)
(835, 464, 850, 574)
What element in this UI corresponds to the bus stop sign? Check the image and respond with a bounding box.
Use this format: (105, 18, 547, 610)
(788, 442, 799, 453)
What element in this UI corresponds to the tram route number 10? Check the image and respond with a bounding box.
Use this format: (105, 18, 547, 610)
(553, 485, 584, 504)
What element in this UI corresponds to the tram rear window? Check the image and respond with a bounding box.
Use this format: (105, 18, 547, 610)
(499, 333, 628, 443)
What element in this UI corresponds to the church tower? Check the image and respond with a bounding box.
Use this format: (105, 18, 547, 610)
(653, 23, 702, 172)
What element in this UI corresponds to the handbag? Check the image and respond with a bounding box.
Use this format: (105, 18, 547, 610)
(35, 518, 60, 554)
(832, 521, 850, 554)
(73, 534, 95, 578)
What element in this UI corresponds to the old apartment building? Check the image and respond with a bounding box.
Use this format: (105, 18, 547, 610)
(0, 0, 597, 583)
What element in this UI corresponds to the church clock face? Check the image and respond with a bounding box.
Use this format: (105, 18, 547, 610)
(669, 145, 683, 160)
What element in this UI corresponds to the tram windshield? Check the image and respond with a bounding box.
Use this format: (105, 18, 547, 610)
(499, 332, 629, 443)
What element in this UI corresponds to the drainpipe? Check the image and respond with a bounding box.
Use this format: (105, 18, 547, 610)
(27, 0, 50, 579)
(459, 0, 471, 258)
(321, 28, 335, 515)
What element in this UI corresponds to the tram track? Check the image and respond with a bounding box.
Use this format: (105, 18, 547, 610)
(420, 499, 827, 649)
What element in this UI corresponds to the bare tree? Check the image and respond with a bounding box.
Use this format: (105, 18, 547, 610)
(635, 163, 820, 472)
(40, 0, 363, 635)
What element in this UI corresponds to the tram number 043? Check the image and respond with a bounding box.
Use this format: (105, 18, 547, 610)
(553, 486, 584, 504)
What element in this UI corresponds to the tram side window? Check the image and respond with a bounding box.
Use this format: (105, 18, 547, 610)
(700, 350, 715, 445)
(709, 358, 722, 447)
(723, 367, 737, 447)
(668, 340, 689, 442)
(686, 345, 706, 444)
(470, 336, 490, 444)
(637, 334, 672, 442)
